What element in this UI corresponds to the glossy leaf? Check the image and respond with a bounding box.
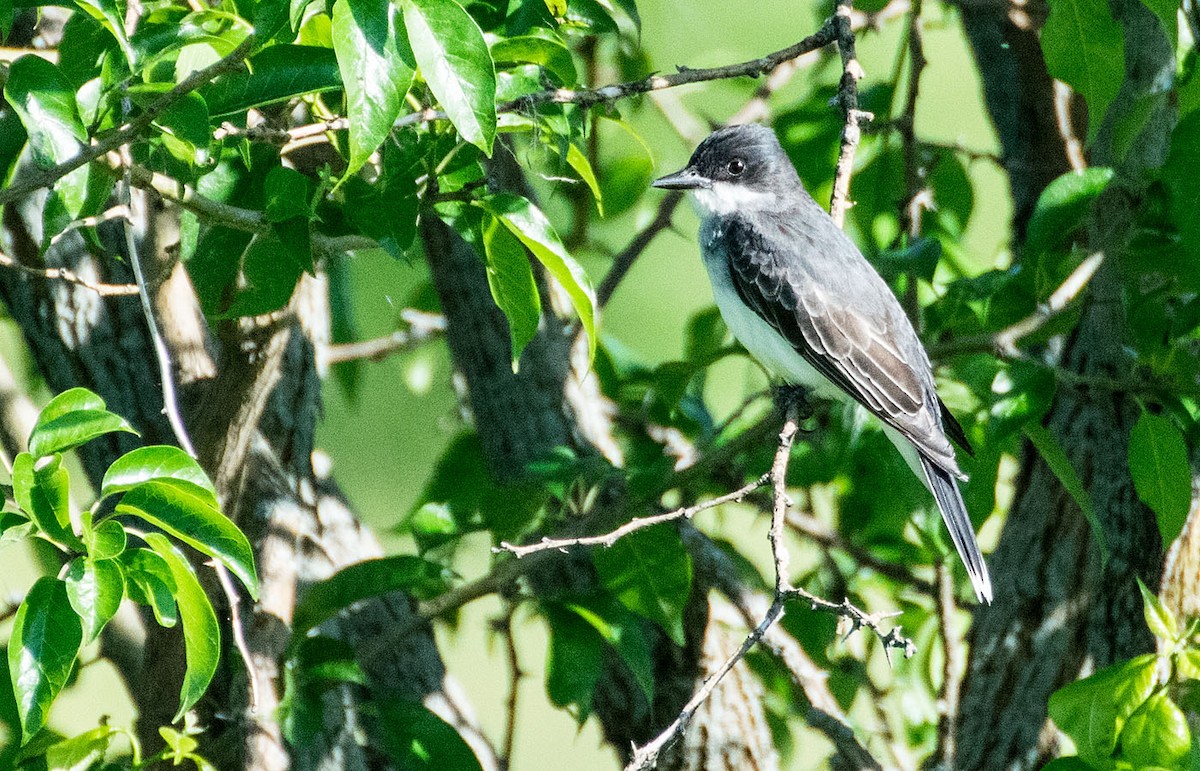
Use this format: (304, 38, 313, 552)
(1118, 692, 1191, 768)
(64, 556, 124, 643)
(490, 33, 575, 85)
(115, 479, 258, 598)
(565, 143, 603, 215)
(120, 548, 179, 628)
(101, 445, 218, 508)
(145, 533, 220, 721)
(475, 192, 597, 362)
(1025, 168, 1114, 256)
(8, 577, 83, 742)
(592, 524, 692, 646)
(1048, 654, 1156, 767)
(292, 556, 449, 635)
(376, 700, 484, 771)
(221, 234, 303, 318)
(482, 215, 542, 365)
(403, 0, 497, 153)
(332, 0, 415, 176)
(1040, 0, 1124, 139)
(3, 56, 90, 217)
(1137, 578, 1178, 641)
(204, 45, 341, 117)
(88, 519, 127, 560)
(73, 0, 134, 64)
(12, 452, 81, 550)
(28, 388, 137, 458)
(1128, 411, 1191, 548)
(565, 597, 654, 706)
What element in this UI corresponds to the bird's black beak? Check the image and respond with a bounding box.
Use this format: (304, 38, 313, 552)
(652, 166, 708, 190)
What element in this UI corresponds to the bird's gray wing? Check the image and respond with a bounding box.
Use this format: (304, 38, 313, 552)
(722, 214, 964, 477)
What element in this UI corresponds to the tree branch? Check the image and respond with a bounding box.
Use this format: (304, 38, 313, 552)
(325, 310, 446, 364)
(830, 0, 873, 227)
(0, 247, 138, 296)
(0, 35, 255, 207)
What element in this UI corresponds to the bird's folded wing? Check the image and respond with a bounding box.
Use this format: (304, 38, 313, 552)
(724, 219, 964, 477)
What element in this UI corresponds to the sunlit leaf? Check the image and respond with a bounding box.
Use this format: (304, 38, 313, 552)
(1048, 654, 1156, 767)
(101, 445, 218, 508)
(292, 556, 449, 635)
(1040, 0, 1124, 140)
(116, 479, 258, 598)
(64, 556, 124, 643)
(8, 577, 83, 742)
(332, 0, 415, 176)
(481, 214, 542, 365)
(144, 533, 220, 721)
(592, 524, 692, 646)
(403, 0, 496, 153)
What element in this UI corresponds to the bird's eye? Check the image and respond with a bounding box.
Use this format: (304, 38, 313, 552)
(727, 159, 745, 176)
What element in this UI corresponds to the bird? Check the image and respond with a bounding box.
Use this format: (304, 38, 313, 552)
(652, 123, 992, 604)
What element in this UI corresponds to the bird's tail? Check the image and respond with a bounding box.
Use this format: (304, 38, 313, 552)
(920, 456, 993, 604)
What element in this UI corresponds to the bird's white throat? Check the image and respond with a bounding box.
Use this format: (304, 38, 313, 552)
(692, 181, 777, 217)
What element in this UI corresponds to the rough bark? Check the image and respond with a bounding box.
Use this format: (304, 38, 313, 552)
(953, 2, 1175, 768)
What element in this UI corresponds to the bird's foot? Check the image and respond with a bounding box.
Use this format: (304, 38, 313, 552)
(772, 384, 814, 422)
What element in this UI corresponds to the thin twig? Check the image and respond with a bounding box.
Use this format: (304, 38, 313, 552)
(830, 0, 873, 227)
(0, 36, 255, 207)
(930, 251, 1104, 358)
(325, 311, 446, 364)
(495, 472, 770, 557)
(496, 608, 523, 770)
(0, 249, 139, 296)
(933, 562, 964, 768)
(897, 0, 928, 241)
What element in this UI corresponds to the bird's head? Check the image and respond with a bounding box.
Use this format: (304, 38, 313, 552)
(652, 123, 802, 216)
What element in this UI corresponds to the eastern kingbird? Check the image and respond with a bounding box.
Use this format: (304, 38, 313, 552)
(653, 124, 992, 603)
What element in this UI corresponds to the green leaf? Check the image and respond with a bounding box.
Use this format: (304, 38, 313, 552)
(490, 33, 576, 85)
(376, 700, 484, 771)
(204, 45, 342, 118)
(1025, 168, 1114, 256)
(64, 556, 124, 643)
(1118, 692, 1191, 768)
(45, 724, 119, 771)
(563, 596, 654, 706)
(12, 452, 81, 550)
(119, 548, 179, 628)
(8, 577, 83, 742)
(1025, 424, 1109, 563)
(115, 479, 258, 598)
(592, 524, 692, 646)
(1128, 411, 1191, 549)
(144, 533, 220, 721)
(332, 0, 415, 176)
(565, 143, 603, 215)
(1048, 654, 1157, 767)
(402, 0, 497, 153)
(292, 556, 449, 636)
(221, 234, 303, 317)
(1137, 578, 1179, 641)
(481, 215, 542, 366)
(3, 56, 89, 216)
(1041, 0, 1124, 140)
(1164, 112, 1200, 267)
(475, 192, 597, 362)
(264, 166, 311, 223)
(72, 0, 134, 64)
(101, 445, 218, 508)
(87, 520, 127, 560)
(1040, 759, 1098, 771)
(542, 603, 603, 719)
(28, 388, 137, 458)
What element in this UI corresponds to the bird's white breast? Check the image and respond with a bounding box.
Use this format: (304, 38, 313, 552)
(698, 218, 841, 402)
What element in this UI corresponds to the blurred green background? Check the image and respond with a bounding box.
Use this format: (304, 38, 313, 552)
(0, 0, 1011, 766)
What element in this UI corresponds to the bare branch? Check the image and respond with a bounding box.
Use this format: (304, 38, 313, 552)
(325, 310, 446, 364)
(0, 35, 256, 207)
(0, 248, 139, 296)
(830, 0, 873, 227)
(495, 472, 770, 557)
